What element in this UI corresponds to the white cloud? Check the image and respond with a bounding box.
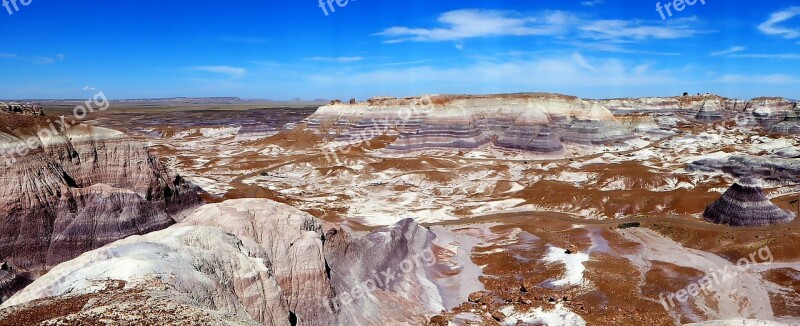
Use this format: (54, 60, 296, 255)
(567, 41, 680, 56)
(192, 66, 247, 77)
(711, 46, 746, 56)
(307, 56, 364, 63)
(0, 53, 64, 64)
(729, 53, 800, 59)
(82, 86, 96, 91)
(579, 18, 703, 41)
(580, 0, 605, 6)
(758, 7, 800, 39)
(307, 52, 680, 96)
(375, 9, 575, 43)
(376, 9, 703, 44)
(718, 74, 800, 84)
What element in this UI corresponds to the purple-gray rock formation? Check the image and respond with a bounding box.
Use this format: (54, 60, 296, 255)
(1, 199, 443, 325)
(496, 126, 563, 152)
(387, 122, 494, 151)
(0, 114, 201, 302)
(703, 179, 795, 226)
(560, 118, 635, 145)
(694, 100, 725, 122)
(305, 94, 636, 153)
(769, 105, 800, 135)
(687, 156, 800, 184)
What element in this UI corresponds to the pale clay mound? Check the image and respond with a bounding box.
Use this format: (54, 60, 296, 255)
(2, 199, 446, 326)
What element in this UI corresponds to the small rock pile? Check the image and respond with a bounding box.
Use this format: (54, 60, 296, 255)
(0, 102, 44, 116)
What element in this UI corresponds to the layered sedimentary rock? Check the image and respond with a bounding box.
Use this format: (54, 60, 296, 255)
(305, 93, 798, 155)
(600, 95, 798, 130)
(769, 105, 800, 135)
(1, 199, 442, 325)
(695, 99, 725, 122)
(688, 156, 800, 183)
(0, 113, 201, 301)
(561, 103, 634, 145)
(703, 179, 795, 226)
(305, 94, 635, 153)
(496, 126, 563, 152)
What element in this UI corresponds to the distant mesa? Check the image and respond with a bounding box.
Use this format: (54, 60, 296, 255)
(703, 178, 795, 226)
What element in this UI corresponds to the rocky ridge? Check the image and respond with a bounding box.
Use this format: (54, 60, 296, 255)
(305, 93, 799, 155)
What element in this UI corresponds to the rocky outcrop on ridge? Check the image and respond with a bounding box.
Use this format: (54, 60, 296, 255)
(1, 199, 443, 325)
(703, 179, 795, 226)
(0, 103, 43, 116)
(0, 114, 202, 302)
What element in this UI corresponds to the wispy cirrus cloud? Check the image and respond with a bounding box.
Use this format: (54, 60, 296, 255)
(711, 46, 746, 56)
(375, 9, 575, 43)
(307, 56, 364, 63)
(579, 17, 705, 41)
(0, 53, 64, 64)
(729, 53, 800, 59)
(375, 9, 705, 44)
(192, 65, 247, 77)
(758, 6, 800, 39)
(307, 52, 681, 94)
(580, 0, 605, 7)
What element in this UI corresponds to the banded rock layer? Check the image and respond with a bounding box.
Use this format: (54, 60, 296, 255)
(703, 180, 795, 226)
(1, 199, 443, 325)
(769, 106, 800, 135)
(305, 94, 635, 153)
(0, 114, 201, 301)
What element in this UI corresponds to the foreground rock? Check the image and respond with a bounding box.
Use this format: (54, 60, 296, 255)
(1, 199, 443, 325)
(0, 114, 201, 302)
(703, 179, 795, 226)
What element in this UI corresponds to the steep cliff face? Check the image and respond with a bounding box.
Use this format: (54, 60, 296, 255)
(306, 94, 635, 153)
(0, 114, 202, 301)
(1, 199, 442, 326)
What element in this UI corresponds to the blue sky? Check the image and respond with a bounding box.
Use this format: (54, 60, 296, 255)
(0, 0, 799, 100)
